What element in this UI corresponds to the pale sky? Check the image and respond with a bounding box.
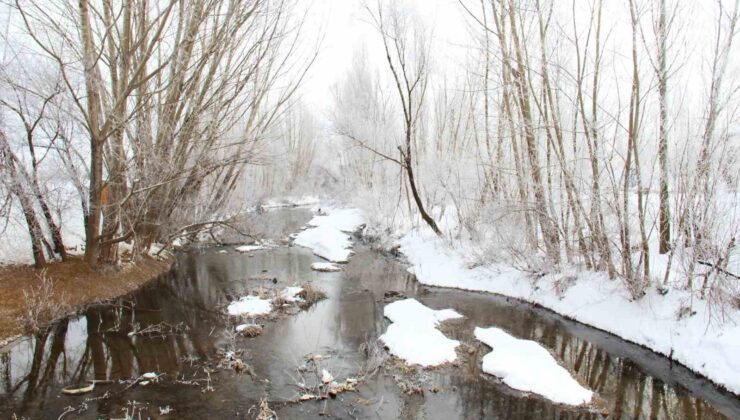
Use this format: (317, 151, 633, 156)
(300, 0, 471, 112)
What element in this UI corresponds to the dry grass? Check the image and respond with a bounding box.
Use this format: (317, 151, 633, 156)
(18, 270, 72, 333)
(297, 283, 327, 307)
(238, 324, 264, 337)
(251, 398, 277, 420)
(0, 256, 172, 342)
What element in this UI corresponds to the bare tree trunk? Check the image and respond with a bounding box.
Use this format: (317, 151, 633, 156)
(79, 0, 105, 267)
(1, 132, 46, 268)
(657, 0, 671, 255)
(506, 0, 561, 264)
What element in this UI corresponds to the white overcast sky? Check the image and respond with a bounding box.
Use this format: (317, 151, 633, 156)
(300, 0, 471, 112)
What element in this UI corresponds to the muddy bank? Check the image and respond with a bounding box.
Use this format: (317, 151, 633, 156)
(0, 256, 173, 346)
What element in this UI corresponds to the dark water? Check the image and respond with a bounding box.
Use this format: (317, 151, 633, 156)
(1, 208, 739, 419)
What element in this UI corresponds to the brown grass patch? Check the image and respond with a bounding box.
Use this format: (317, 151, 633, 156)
(297, 283, 327, 307)
(0, 256, 172, 344)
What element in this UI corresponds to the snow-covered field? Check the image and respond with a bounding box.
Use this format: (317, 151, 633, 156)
(475, 326, 593, 405)
(399, 229, 740, 395)
(379, 298, 463, 367)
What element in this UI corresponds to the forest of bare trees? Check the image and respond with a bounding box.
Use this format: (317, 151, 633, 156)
(1, 0, 738, 314)
(1, 0, 315, 268)
(333, 0, 740, 313)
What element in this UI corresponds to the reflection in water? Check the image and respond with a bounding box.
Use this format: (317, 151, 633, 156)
(0, 209, 738, 418)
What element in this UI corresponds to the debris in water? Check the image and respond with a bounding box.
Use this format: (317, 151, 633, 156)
(311, 262, 342, 272)
(250, 397, 277, 420)
(159, 406, 173, 415)
(236, 323, 263, 337)
(321, 369, 334, 384)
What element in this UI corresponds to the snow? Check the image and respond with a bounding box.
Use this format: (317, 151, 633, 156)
(306, 208, 364, 232)
(379, 298, 463, 367)
(321, 369, 334, 384)
(311, 262, 342, 272)
(235, 240, 278, 253)
(475, 327, 593, 405)
(235, 244, 267, 253)
(228, 287, 305, 316)
(293, 207, 364, 263)
(261, 195, 321, 209)
(280, 287, 304, 303)
(227, 295, 273, 316)
(294, 224, 353, 262)
(398, 230, 740, 394)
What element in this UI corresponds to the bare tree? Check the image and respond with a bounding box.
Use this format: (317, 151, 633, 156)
(364, 0, 442, 235)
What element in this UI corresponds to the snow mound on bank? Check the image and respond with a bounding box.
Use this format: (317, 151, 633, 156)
(399, 230, 740, 394)
(227, 296, 272, 316)
(294, 225, 353, 262)
(307, 208, 364, 232)
(293, 208, 364, 263)
(475, 326, 593, 405)
(379, 299, 463, 367)
(311, 262, 342, 272)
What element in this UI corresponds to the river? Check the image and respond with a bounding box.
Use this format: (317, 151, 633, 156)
(0, 208, 738, 419)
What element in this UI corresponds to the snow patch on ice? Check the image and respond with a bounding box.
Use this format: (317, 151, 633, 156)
(475, 326, 593, 405)
(235, 240, 278, 253)
(227, 287, 306, 316)
(379, 299, 463, 367)
(293, 207, 364, 263)
(235, 244, 267, 253)
(311, 262, 342, 272)
(227, 296, 273, 316)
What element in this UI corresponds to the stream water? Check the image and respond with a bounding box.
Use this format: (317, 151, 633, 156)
(1, 208, 738, 419)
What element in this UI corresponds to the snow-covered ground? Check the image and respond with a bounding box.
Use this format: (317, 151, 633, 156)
(475, 326, 593, 405)
(293, 208, 364, 263)
(399, 229, 740, 395)
(379, 298, 463, 367)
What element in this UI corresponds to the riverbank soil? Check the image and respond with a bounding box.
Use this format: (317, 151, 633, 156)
(0, 257, 172, 344)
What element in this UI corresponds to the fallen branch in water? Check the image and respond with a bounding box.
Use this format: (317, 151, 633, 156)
(61, 382, 94, 395)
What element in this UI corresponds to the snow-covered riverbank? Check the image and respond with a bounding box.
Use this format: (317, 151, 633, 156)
(399, 228, 740, 395)
(285, 203, 740, 395)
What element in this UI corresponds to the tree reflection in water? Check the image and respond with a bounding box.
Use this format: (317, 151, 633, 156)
(0, 234, 737, 419)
